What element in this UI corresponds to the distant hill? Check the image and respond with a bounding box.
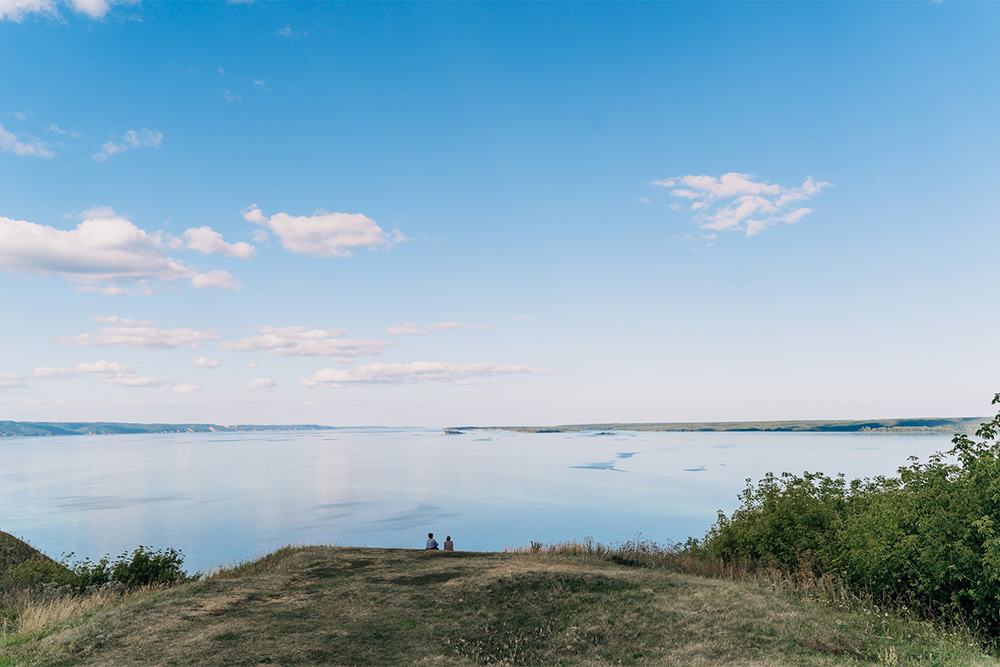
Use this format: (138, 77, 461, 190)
(0, 421, 333, 438)
(455, 417, 984, 434)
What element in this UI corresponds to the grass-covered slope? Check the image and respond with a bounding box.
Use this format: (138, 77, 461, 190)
(0, 532, 51, 573)
(2, 546, 994, 666)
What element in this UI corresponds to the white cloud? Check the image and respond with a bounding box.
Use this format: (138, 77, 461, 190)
(172, 384, 202, 394)
(55, 316, 220, 349)
(47, 123, 82, 138)
(68, 0, 116, 18)
(76, 284, 155, 296)
(512, 314, 552, 323)
(385, 322, 427, 336)
(301, 361, 550, 388)
(193, 356, 221, 368)
(428, 322, 491, 331)
(191, 269, 241, 291)
(223, 90, 242, 103)
(93, 128, 162, 161)
(653, 172, 832, 237)
(639, 197, 650, 204)
(0, 373, 29, 391)
(0, 122, 53, 157)
(33, 360, 164, 388)
(0, 207, 203, 287)
(0, 0, 55, 21)
(242, 205, 401, 257)
(247, 378, 276, 390)
(221, 326, 390, 361)
(183, 226, 256, 259)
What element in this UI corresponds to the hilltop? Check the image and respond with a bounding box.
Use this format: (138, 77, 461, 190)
(1, 545, 994, 666)
(0, 421, 333, 438)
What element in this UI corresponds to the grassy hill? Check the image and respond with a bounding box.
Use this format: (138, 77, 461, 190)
(0, 532, 55, 574)
(1, 545, 995, 666)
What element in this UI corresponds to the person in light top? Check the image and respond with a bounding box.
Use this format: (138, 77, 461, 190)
(425, 532, 439, 550)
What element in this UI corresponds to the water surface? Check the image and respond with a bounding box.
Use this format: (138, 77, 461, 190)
(0, 428, 955, 573)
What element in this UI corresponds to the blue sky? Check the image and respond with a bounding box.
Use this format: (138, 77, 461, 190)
(1, 0, 998, 426)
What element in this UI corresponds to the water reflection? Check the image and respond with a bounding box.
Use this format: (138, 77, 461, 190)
(0, 429, 955, 572)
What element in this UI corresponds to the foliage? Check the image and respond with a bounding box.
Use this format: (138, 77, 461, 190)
(65, 546, 189, 590)
(701, 393, 1000, 638)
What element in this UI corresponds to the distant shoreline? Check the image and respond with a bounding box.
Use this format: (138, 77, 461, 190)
(448, 417, 984, 435)
(0, 421, 334, 438)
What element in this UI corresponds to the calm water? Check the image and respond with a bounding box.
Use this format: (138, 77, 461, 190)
(0, 428, 956, 573)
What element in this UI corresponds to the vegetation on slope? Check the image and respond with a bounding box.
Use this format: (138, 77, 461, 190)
(1, 545, 994, 666)
(696, 394, 1000, 641)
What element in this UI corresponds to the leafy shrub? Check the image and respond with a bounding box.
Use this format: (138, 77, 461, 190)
(66, 546, 188, 590)
(702, 393, 1000, 637)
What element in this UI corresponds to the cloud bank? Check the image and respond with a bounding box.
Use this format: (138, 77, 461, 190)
(0, 207, 239, 290)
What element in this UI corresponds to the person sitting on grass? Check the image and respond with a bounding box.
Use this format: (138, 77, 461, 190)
(443, 536, 454, 551)
(425, 532, 439, 550)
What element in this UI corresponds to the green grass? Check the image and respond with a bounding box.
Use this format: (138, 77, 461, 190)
(1, 545, 996, 666)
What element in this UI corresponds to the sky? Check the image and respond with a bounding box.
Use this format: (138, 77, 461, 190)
(0, 0, 998, 427)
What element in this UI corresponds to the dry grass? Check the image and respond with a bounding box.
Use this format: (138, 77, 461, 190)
(1, 545, 996, 666)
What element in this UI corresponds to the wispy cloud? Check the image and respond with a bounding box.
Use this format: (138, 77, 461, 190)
(0, 373, 29, 391)
(221, 326, 391, 362)
(247, 378, 276, 390)
(385, 322, 427, 336)
(0, 122, 53, 158)
(301, 361, 551, 388)
(277, 26, 307, 38)
(428, 322, 491, 331)
(183, 226, 256, 259)
(652, 172, 832, 237)
(172, 384, 202, 394)
(47, 123, 82, 138)
(512, 314, 552, 324)
(34, 360, 165, 388)
(93, 128, 162, 162)
(55, 316, 220, 349)
(242, 205, 404, 258)
(0, 0, 55, 21)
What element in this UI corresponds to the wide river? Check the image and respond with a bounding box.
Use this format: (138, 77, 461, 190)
(1, 428, 958, 573)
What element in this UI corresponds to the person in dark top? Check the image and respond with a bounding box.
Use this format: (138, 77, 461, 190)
(443, 536, 454, 551)
(425, 532, 439, 550)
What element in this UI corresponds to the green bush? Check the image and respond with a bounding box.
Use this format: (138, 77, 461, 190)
(702, 393, 1000, 638)
(66, 546, 188, 590)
